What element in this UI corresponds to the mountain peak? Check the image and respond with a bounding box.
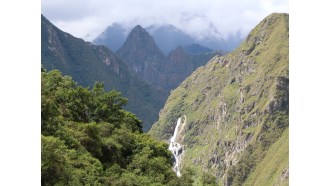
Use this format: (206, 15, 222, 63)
(131, 25, 145, 32)
(128, 25, 151, 39)
(118, 25, 162, 53)
(116, 25, 165, 85)
(41, 15, 169, 131)
(93, 23, 127, 51)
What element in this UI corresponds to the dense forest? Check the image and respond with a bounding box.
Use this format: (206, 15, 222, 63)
(41, 67, 197, 185)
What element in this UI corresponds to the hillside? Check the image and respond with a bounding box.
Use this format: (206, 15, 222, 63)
(149, 13, 289, 185)
(41, 15, 168, 131)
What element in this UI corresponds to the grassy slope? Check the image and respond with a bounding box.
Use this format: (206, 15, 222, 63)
(244, 129, 289, 186)
(149, 13, 289, 185)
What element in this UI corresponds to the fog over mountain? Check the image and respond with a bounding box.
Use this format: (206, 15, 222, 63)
(41, 0, 288, 42)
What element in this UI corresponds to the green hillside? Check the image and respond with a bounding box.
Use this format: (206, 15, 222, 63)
(149, 13, 289, 185)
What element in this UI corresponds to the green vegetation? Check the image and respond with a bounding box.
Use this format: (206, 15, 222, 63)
(149, 13, 289, 185)
(41, 15, 168, 131)
(41, 69, 192, 185)
(244, 128, 288, 186)
(226, 111, 288, 186)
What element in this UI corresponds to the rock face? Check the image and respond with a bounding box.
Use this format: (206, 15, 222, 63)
(149, 13, 289, 185)
(116, 25, 166, 86)
(41, 15, 168, 131)
(116, 25, 218, 91)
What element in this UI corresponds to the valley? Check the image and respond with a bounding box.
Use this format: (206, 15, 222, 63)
(41, 12, 289, 186)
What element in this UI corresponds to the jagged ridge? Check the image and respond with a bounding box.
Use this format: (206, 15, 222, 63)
(116, 25, 217, 91)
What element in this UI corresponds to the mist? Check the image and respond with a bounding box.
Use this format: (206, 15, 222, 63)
(41, 0, 288, 41)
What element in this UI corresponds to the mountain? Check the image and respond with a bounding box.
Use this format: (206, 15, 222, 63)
(158, 46, 216, 90)
(93, 23, 196, 55)
(116, 25, 166, 86)
(116, 25, 219, 91)
(183, 43, 213, 55)
(93, 23, 242, 55)
(146, 24, 195, 55)
(149, 13, 289, 185)
(92, 23, 127, 52)
(41, 15, 168, 131)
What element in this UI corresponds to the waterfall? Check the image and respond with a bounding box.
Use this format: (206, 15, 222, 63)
(169, 117, 184, 177)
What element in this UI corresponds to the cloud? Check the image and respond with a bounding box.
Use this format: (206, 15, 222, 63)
(41, 0, 288, 41)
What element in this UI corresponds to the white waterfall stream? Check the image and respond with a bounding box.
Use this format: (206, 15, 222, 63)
(169, 117, 184, 177)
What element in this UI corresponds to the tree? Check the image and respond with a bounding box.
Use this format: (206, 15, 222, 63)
(41, 69, 192, 185)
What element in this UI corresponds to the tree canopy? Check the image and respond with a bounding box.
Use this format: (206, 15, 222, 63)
(41, 69, 192, 185)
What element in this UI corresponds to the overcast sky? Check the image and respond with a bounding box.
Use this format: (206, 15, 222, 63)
(41, 0, 288, 41)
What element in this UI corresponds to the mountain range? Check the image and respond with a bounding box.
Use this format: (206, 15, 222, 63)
(116, 25, 219, 90)
(93, 23, 241, 55)
(149, 13, 289, 185)
(41, 15, 218, 131)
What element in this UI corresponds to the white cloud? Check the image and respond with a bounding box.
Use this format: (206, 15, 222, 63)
(41, 0, 288, 41)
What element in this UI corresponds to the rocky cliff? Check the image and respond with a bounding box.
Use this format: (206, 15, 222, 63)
(41, 15, 168, 131)
(116, 25, 166, 86)
(149, 13, 289, 185)
(116, 25, 217, 91)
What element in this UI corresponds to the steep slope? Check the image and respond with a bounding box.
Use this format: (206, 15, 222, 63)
(92, 23, 127, 52)
(41, 15, 168, 131)
(149, 13, 289, 185)
(116, 25, 166, 86)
